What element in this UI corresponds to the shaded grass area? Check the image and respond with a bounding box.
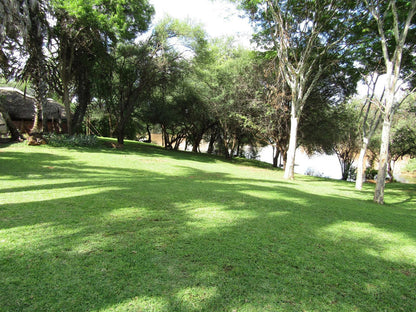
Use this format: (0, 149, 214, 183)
(1, 140, 415, 311)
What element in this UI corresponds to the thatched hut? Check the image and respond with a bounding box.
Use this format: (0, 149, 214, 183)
(0, 87, 67, 135)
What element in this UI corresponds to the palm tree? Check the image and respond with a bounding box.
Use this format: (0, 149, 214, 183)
(0, 0, 49, 134)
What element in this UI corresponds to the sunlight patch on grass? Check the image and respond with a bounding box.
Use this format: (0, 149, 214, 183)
(267, 211, 290, 217)
(96, 296, 169, 312)
(1, 223, 81, 250)
(321, 221, 416, 265)
(239, 190, 279, 200)
(102, 207, 147, 220)
(2, 185, 124, 204)
(175, 286, 218, 311)
(183, 204, 257, 230)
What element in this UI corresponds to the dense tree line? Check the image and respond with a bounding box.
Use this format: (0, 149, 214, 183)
(0, 0, 415, 203)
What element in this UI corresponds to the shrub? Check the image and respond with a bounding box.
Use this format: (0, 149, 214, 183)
(348, 166, 357, 181)
(365, 167, 378, 180)
(45, 134, 98, 147)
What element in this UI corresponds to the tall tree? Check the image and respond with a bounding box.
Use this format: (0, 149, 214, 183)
(363, 0, 416, 204)
(299, 71, 360, 180)
(256, 56, 291, 167)
(111, 43, 157, 145)
(354, 73, 382, 190)
(331, 104, 361, 181)
(0, 0, 50, 134)
(50, 0, 154, 134)
(239, 0, 356, 179)
(199, 41, 262, 158)
(389, 96, 416, 179)
(143, 18, 217, 151)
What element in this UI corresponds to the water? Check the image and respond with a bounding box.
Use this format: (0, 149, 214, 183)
(257, 145, 342, 179)
(148, 134, 413, 182)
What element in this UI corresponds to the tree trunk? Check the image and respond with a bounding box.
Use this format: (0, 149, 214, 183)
(31, 99, 42, 134)
(355, 138, 369, 190)
(373, 60, 395, 204)
(63, 78, 72, 135)
(61, 42, 74, 135)
(388, 158, 395, 183)
(192, 134, 202, 153)
(146, 124, 152, 143)
(272, 145, 278, 168)
(207, 130, 217, 154)
(116, 121, 125, 145)
(374, 119, 391, 204)
(235, 137, 240, 157)
(72, 69, 91, 133)
(219, 133, 230, 158)
(284, 114, 298, 180)
(342, 163, 350, 181)
(0, 103, 23, 141)
(40, 80, 48, 133)
(31, 73, 48, 134)
(162, 125, 171, 149)
(26, 0, 47, 135)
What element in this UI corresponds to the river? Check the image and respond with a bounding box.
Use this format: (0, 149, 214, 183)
(148, 133, 413, 182)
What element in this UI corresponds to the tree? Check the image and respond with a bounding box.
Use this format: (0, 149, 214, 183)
(299, 87, 360, 181)
(256, 56, 291, 167)
(389, 97, 416, 179)
(199, 41, 263, 158)
(239, 0, 356, 179)
(0, 97, 24, 141)
(363, 0, 416, 203)
(332, 104, 361, 180)
(110, 43, 157, 145)
(354, 73, 382, 190)
(0, 0, 50, 134)
(50, 0, 154, 134)
(141, 18, 212, 150)
(176, 83, 214, 153)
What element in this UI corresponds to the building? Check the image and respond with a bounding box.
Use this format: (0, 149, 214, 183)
(0, 87, 67, 136)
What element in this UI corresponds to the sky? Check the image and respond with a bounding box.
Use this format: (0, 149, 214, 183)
(148, 0, 254, 46)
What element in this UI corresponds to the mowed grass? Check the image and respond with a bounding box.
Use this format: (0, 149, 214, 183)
(0, 139, 415, 312)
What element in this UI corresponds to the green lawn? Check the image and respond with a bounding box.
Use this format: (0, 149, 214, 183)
(1, 139, 415, 312)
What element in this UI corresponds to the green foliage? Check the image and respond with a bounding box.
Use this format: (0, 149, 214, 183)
(365, 167, 378, 180)
(390, 125, 416, 160)
(350, 0, 416, 80)
(390, 98, 416, 160)
(51, 0, 154, 41)
(44, 133, 98, 147)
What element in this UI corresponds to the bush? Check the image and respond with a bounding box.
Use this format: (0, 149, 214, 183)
(365, 167, 378, 180)
(45, 134, 98, 147)
(348, 166, 357, 181)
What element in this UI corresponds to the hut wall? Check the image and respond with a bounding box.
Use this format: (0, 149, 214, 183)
(13, 120, 67, 134)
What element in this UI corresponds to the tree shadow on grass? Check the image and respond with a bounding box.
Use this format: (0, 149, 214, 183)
(54, 139, 223, 165)
(0, 151, 415, 311)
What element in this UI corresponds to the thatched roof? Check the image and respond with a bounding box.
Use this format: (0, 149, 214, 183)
(0, 87, 66, 121)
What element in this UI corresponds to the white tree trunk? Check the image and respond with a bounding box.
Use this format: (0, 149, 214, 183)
(284, 114, 298, 180)
(355, 138, 369, 190)
(374, 62, 394, 204)
(374, 119, 391, 204)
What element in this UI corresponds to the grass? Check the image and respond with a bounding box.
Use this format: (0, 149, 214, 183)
(1, 138, 415, 312)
